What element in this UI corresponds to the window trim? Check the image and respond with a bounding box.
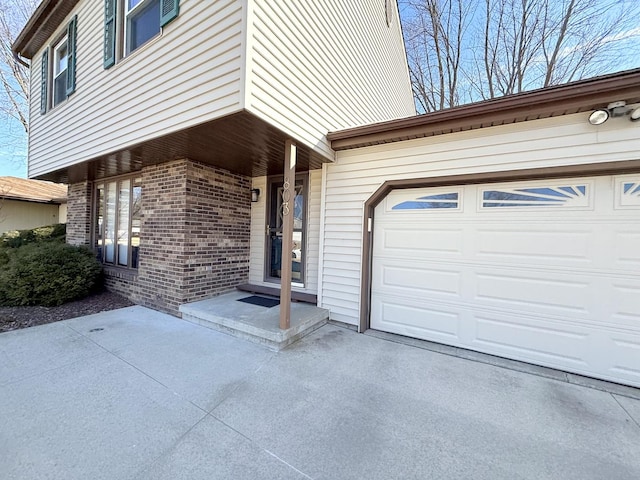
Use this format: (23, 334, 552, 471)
(93, 174, 142, 269)
(105, 0, 180, 68)
(124, 0, 161, 56)
(40, 16, 77, 114)
(52, 35, 68, 107)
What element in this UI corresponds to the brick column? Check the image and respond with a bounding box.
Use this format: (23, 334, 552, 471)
(66, 181, 92, 246)
(135, 159, 251, 315)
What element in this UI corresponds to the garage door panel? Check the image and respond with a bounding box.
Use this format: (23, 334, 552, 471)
(382, 227, 463, 255)
(615, 232, 640, 269)
(372, 298, 461, 341)
(471, 315, 590, 367)
(612, 283, 640, 324)
(474, 272, 591, 313)
(373, 261, 461, 297)
(607, 336, 640, 384)
(475, 229, 593, 266)
(371, 175, 640, 387)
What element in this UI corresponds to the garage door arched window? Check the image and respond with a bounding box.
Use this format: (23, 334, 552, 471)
(481, 184, 589, 209)
(392, 192, 460, 210)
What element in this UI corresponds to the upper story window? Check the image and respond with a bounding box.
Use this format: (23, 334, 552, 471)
(40, 16, 77, 114)
(52, 36, 68, 107)
(126, 0, 161, 55)
(104, 0, 180, 68)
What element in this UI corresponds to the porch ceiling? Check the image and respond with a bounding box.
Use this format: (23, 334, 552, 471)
(39, 111, 331, 184)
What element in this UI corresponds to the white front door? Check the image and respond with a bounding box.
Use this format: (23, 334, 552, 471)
(371, 174, 640, 387)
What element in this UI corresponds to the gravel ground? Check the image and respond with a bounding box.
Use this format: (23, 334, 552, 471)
(0, 291, 135, 333)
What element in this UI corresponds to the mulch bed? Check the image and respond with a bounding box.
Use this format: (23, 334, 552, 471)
(0, 291, 135, 333)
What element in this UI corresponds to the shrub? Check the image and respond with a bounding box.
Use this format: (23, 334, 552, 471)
(0, 223, 66, 249)
(0, 242, 102, 307)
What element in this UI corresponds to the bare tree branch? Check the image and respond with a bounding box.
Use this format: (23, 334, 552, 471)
(401, 0, 640, 113)
(0, 0, 39, 128)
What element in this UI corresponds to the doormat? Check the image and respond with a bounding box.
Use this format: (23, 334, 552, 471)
(237, 295, 280, 308)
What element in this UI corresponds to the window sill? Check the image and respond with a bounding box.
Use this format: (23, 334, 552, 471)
(103, 265, 138, 281)
(111, 31, 164, 69)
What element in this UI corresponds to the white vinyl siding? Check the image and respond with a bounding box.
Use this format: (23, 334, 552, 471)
(320, 112, 640, 326)
(28, 0, 245, 178)
(245, 0, 415, 160)
(249, 169, 322, 295)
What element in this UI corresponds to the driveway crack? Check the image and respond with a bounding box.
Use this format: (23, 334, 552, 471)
(65, 324, 209, 414)
(611, 394, 640, 430)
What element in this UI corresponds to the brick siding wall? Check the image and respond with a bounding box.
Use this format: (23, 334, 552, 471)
(134, 159, 251, 314)
(68, 159, 251, 314)
(66, 182, 92, 246)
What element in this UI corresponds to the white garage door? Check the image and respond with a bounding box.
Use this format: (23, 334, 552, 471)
(371, 174, 640, 387)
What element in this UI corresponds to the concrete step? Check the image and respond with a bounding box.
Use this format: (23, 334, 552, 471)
(179, 291, 329, 351)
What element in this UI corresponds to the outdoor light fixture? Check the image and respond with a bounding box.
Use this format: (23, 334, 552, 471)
(588, 101, 640, 125)
(588, 109, 609, 125)
(251, 188, 260, 202)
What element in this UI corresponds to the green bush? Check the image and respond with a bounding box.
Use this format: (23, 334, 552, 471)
(0, 242, 102, 307)
(0, 223, 66, 249)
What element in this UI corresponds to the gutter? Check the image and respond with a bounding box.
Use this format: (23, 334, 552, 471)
(328, 68, 640, 149)
(13, 51, 29, 69)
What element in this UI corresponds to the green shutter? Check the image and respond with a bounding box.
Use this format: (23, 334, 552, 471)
(104, 0, 116, 69)
(160, 0, 180, 27)
(66, 16, 78, 95)
(40, 52, 48, 115)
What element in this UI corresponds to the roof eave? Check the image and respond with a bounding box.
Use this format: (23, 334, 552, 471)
(12, 0, 80, 59)
(328, 68, 640, 150)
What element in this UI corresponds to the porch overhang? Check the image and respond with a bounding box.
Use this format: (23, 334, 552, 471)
(36, 111, 332, 184)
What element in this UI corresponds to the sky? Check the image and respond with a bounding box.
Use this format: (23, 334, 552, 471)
(1, 0, 639, 179)
(0, 115, 27, 178)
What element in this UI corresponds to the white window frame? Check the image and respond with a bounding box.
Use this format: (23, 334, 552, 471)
(124, 0, 161, 56)
(94, 175, 142, 269)
(52, 35, 68, 107)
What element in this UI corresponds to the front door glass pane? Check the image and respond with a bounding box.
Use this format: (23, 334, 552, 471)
(269, 179, 305, 283)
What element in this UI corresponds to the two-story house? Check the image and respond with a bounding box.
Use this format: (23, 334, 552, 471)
(12, 0, 415, 312)
(13, 0, 640, 388)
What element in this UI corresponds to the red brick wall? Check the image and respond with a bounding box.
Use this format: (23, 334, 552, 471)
(66, 182, 92, 246)
(68, 159, 251, 314)
(134, 159, 251, 314)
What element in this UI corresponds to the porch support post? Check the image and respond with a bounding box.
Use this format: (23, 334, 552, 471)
(279, 139, 297, 330)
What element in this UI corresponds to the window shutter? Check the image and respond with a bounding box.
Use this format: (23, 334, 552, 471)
(104, 0, 116, 69)
(66, 16, 78, 95)
(40, 52, 48, 115)
(160, 0, 180, 27)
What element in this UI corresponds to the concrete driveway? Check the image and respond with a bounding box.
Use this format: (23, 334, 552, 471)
(1, 306, 639, 480)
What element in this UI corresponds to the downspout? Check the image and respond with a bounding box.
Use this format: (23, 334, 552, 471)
(13, 51, 30, 69)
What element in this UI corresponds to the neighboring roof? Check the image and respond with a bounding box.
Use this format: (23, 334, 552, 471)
(12, 0, 80, 59)
(0, 177, 67, 204)
(328, 68, 640, 150)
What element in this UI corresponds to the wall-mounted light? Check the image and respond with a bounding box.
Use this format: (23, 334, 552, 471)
(588, 109, 609, 125)
(588, 101, 640, 125)
(251, 188, 260, 203)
